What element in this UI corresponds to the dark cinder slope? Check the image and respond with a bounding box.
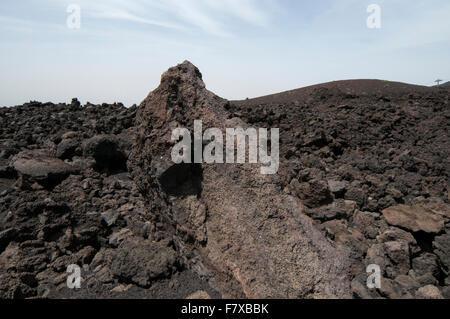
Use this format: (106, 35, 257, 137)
(234, 79, 433, 105)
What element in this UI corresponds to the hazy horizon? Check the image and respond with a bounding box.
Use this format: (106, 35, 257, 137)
(1, 0, 449, 107)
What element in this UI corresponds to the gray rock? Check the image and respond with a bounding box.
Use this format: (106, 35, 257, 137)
(433, 232, 450, 275)
(108, 228, 133, 247)
(377, 227, 417, 247)
(328, 180, 347, 195)
(394, 274, 420, 294)
(82, 135, 127, 172)
(386, 187, 403, 200)
(366, 240, 411, 279)
(290, 179, 332, 208)
(378, 277, 411, 299)
(109, 239, 177, 288)
(101, 210, 119, 227)
(345, 182, 367, 208)
(306, 199, 355, 221)
(412, 253, 440, 279)
(10, 150, 75, 187)
(442, 286, 450, 299)
(383, 241, 410, 276)
(352, 210, 383, 239)
(56, 139, 80, 160)
(351, 278, 374, 299)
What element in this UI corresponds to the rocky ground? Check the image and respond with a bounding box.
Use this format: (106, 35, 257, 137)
(0, 100, 219, 298)
(0, 61, 449, 299)
(231, 79, 450, 299)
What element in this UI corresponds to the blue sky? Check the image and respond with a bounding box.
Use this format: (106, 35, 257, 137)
(0, 0, 449, 106)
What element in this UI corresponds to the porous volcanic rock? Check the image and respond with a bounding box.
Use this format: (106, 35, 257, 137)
(433, 231, 450, 276)
(416, 285, 444, 299)
(382, 205, 445, 234)
(82, 135, 127, 172)
(130, 61, 351, 298)
(228, 72, 450, 298)
(0, 99, 216, 299)
(108, 238, 178, 288)
(11, 149, 75, 188)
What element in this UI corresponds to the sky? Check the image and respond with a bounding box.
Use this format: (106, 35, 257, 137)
(0, 0, 449, 107)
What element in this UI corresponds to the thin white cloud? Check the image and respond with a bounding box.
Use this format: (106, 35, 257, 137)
(55, 0, 273, 37)
(204, 0, 271, 27)
(0, 15, 66, 33)
(164, 0, 233, 37)
(90, 8, 187, 31)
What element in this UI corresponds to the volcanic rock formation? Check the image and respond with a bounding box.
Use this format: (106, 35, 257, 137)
(130, 61, 351, 298)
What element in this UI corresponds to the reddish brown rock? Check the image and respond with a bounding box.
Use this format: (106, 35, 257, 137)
(130, 61, 351, 298)
(382, 205, 445, 234)
(416, 285, 444, 299)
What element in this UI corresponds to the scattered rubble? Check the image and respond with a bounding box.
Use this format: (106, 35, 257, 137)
(0, 61, 449, 299)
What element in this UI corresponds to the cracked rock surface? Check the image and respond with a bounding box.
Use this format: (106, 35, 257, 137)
(130, 61, 351, 298)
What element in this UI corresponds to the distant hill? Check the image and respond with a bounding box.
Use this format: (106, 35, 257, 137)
(233, 79, 433, 105)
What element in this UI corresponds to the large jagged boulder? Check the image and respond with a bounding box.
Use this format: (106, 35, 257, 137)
(129, 61, 351, 298)
(82, 135, 127, 172)
(10, 149, 75, 188)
